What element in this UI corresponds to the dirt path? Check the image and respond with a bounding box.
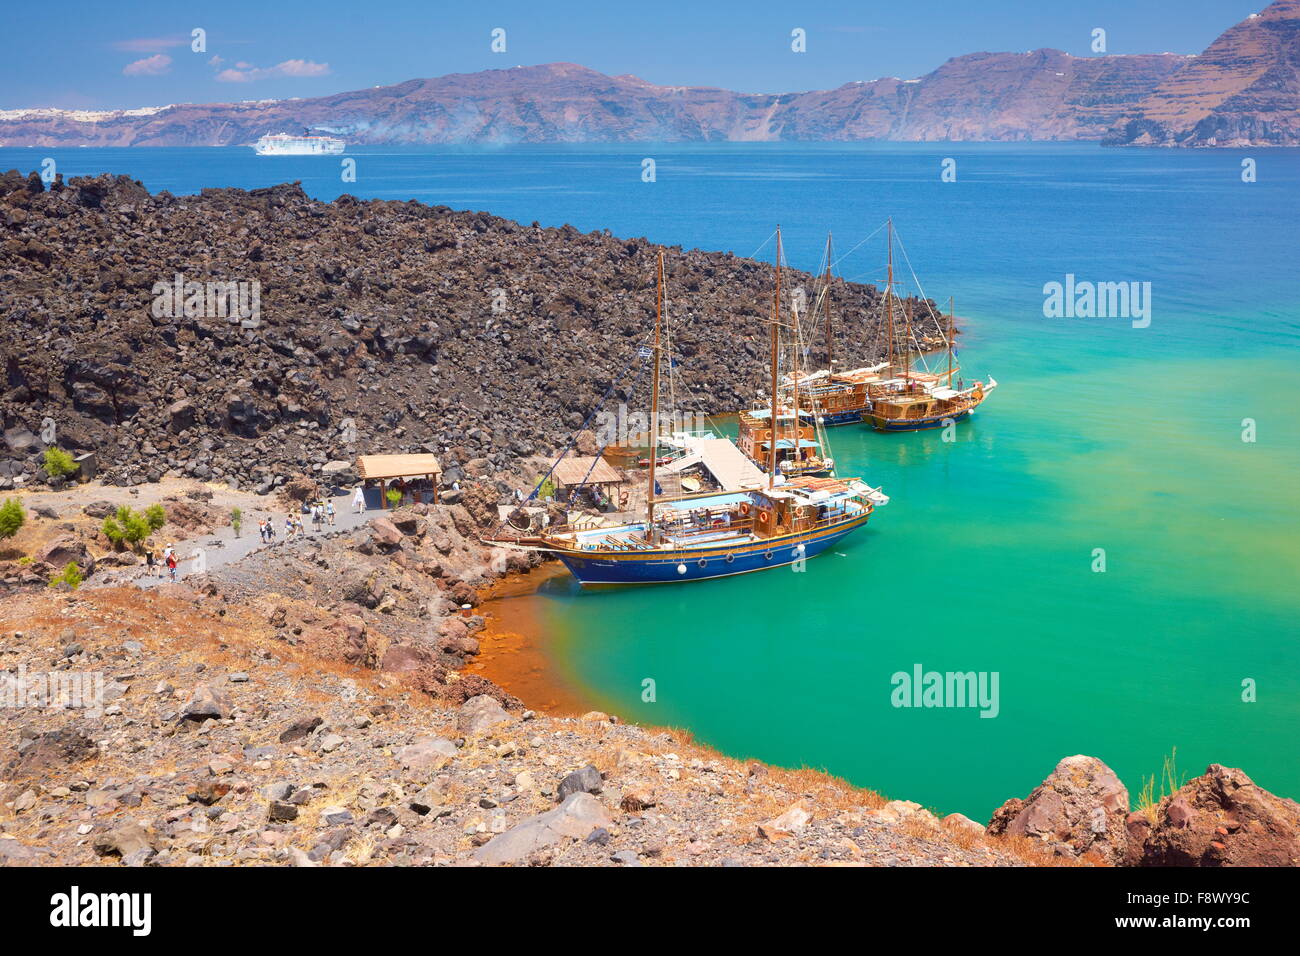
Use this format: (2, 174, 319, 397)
(130, 491, 373, 588)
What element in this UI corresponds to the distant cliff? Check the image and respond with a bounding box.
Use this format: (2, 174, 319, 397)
(1, 3, 1294, 148)
(1106, 0, 1300, 146)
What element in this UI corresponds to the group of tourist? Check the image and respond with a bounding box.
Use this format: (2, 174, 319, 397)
(250, 499, 336, 543)
(307, 499, 336, 530)
(142, 544, 180, 582)
(138, 495, 351, 586)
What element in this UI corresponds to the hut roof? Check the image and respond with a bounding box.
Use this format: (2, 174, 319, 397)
(356, 454, 443, 481)
(551, 456, 623, 487)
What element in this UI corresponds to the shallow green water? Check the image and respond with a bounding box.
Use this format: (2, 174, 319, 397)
(513, 147, 1300, 820)
(539, 347, 1300, 820)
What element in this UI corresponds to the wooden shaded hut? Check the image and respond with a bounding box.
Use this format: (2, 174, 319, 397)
(356, 454, 443, 508)
(549, 456, 625, 503)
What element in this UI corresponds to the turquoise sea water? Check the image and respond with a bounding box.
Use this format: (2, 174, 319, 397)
(8, 142, 1297, 819)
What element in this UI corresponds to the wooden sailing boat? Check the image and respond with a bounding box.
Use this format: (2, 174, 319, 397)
(790, 220, 998, 432)
(738, 230, 836, 478)
(789, 231, 887, 427)
(861, 222, 998, 431)
(485, 249, 879, 586)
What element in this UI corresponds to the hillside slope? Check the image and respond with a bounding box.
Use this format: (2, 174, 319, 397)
(0, 169, 941, 492)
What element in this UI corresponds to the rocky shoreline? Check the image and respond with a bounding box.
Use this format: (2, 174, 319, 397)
(1, 480, 1296, 867)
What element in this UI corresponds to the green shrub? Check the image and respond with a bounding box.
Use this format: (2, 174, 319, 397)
(122, 510, 151, 544)
(0, 498, 24, 539)
(48, 561, 83, 590)
(385, 487, 402, 508)
(103, 505, 154, 546)
(144, 503, 166, 531)
(43, 446, 77, 478)
(101, 514, 125, 545)
(231, 506, 243, 536)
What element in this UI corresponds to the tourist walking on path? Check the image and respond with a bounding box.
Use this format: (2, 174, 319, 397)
(166, 549, 178, 582)
(326, 500, 336, 526)
(145, 547, 156, 579)
(352, 486, 365, 514)
(285, 515, 295, 540)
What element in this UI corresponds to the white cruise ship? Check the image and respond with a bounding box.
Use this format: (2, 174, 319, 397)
(253, 132, 345, 156)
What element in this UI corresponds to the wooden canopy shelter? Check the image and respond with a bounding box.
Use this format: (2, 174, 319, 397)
(356, 454, 443, 507)
(550, 456, 624, 493)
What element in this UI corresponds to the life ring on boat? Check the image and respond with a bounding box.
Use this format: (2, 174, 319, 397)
(739, 501, 752, 517)
(757, 510, 771, 524)
(619, 491, 630, 507)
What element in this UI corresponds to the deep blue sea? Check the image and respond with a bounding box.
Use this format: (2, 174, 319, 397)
(6, 142, 1298, 818)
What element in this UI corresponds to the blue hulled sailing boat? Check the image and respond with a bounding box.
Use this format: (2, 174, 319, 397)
(487, 249, 882, 586)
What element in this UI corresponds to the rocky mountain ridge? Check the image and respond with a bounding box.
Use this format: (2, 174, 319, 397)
(3, 3, 1296, 148)
(1106, 0, 1300, 146)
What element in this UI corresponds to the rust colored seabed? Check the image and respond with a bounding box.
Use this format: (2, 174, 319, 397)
(468, 562, 595, 716)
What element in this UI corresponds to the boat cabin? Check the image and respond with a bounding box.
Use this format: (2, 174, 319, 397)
(738, 408, 822, 473)
(866, 380, 976, 424)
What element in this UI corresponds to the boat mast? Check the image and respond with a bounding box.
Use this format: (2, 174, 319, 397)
(823, 231, 834, 370)
(885, 218, 895, 376)
(791, 300, 800, 471)
(947, 296, 955, 386)
(647, 251, 663, 537)
(904, 298, 913, 385)
(769, 228, 782, 490)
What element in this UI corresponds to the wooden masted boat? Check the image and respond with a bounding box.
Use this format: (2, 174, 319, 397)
(798, 220, 999, 433)
(485, 249, 880, 586)
(861, 222, 998, 431)
(736, 231, 836, 478)
(861, 377, 997, 431)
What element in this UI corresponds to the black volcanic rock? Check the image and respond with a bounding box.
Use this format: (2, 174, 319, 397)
(0, 172, 943, 492)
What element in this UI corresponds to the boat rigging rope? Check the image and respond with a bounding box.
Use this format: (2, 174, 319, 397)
(892, 224, 954, 369)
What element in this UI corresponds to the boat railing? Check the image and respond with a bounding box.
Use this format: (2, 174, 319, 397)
(531, 495, 868, 551)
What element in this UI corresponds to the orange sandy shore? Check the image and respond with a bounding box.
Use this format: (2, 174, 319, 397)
(467, 562, 598, 716)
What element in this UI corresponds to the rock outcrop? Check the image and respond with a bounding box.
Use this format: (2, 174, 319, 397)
(986, 755, 1130, 864)
(1128, 764, 1300, 866)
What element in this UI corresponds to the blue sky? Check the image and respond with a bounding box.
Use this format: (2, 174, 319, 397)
(0, 0, 1268, 110)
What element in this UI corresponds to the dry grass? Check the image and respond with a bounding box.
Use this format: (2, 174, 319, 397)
(1136, 747, 1185, 824)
